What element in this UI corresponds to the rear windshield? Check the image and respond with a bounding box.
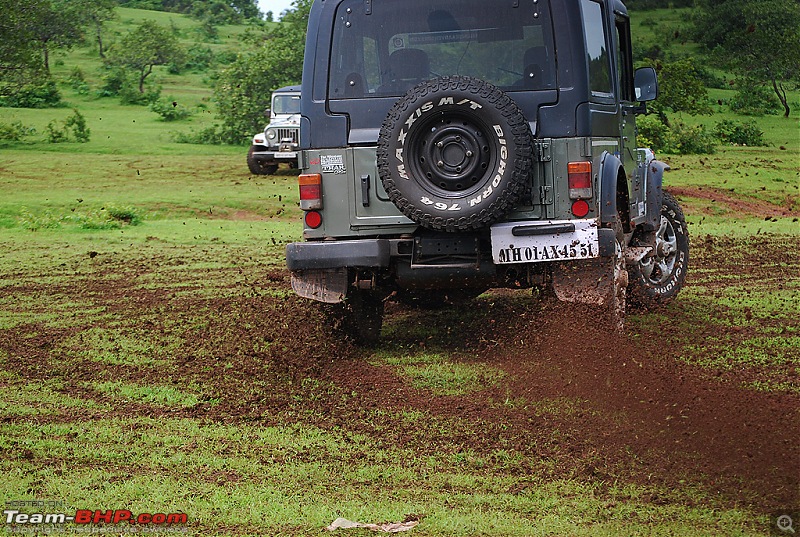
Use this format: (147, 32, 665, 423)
(328, 0, 556, 99)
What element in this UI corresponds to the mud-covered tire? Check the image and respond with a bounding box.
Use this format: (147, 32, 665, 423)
(376, 76, 534, 232)
(339, 290, 385, 346)
(629, 192, 689, 309)
(247, 146, 278, 175)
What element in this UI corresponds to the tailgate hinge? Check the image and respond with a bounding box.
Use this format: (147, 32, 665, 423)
(536, 141, 552, 162)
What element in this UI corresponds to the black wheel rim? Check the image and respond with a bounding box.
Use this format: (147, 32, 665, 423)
(406, 113, 495, 196)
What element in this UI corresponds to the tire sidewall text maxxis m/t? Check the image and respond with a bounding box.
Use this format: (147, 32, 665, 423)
(377, 76, 534, 232)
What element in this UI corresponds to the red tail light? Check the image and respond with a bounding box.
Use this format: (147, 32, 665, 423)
(304, 210, 322, 229)
(571, 199, 590, 217)
(298, 174, 322, 210)
(567, 161, 592, 199)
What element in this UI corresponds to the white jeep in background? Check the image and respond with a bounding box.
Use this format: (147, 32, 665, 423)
(247, 85, 301, 175)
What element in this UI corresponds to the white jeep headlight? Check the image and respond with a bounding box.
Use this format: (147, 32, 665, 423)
(267, 130, 277, 140)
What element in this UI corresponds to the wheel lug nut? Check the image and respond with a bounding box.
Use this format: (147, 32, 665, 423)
(436, 141, 444, 148)
(456, 136, 462, 142)
(456, 166, 462, 172)
(437, 161, 444, 168)
(466, 150, 473, 157)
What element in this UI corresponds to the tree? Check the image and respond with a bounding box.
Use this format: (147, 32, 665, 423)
(214, 0, 309, 144)
(694, 0, 800, 117)
(0, 0, 45, 80)
(642, 57, 713, 125)
(110, 20, 185, 93)
(78, 0, 117, 59)
(0, 0, 61, 104)
(31, 0, 88, 72)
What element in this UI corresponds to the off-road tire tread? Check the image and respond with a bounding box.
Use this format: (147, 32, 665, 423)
(377, 76, 533, 231)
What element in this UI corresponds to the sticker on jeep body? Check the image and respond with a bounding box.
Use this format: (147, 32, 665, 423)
(321, 154, 346, 174)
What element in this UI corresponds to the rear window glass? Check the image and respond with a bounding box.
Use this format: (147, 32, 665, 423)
(328, 0, 556, 99)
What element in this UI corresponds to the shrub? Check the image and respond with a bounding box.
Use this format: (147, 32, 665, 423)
(638, 116, 717, 155)
(185, 45, 215, 71)
(46, 120, 69, 143)
(0, 121, 36, 142)
(636, 114, 671, 152)
(119, 81, 161, 105)
(97, 67, 160, 105)
(0, 79, 62, 108)
(64, 109, 90, 142)
(150, 98, 194, 121)
(172, 125, 224, 145)
(18, 207, 63, 231)
(97, 67, 127, 98)
(66, 205, 142, 229)
(713, 119, 766, 146)
(46, 109, 91, 143)
(669, 121, 716, 154)
(729, 79, 781, 116)
(214, 50, 238, 65)
(67, 67, 90, 95)
(106, 205, 142, 226)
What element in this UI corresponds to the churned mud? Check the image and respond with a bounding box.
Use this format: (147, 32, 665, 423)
(1, 229, 797, 514)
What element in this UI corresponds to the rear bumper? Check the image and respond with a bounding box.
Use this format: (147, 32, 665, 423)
(286, 227, 616, 272)
(285, 239, 392, 271)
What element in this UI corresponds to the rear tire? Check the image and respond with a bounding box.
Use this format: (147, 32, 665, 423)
(339, 289, 385, 346)
(629, 192, 689, 309)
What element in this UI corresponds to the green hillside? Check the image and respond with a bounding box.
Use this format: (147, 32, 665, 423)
(1, 6, 275, 155)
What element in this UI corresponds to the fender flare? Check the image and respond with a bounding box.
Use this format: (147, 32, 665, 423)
(643, 159, 669, 231)
(598, 151, 627, 227)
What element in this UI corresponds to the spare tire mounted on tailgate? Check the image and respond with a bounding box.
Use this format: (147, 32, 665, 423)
(377, 75, 534, 232)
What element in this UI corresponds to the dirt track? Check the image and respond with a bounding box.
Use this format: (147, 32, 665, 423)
(1, 230, 798, 516)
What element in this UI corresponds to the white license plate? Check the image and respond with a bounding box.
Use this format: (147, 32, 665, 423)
(490, 219, 600, 264)
(274, 151, 297, 159)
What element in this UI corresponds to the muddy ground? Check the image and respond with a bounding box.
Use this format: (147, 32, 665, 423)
(1, 224, 798, 521)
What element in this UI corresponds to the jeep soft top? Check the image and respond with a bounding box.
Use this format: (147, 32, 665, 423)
(285, 0, 689, 343)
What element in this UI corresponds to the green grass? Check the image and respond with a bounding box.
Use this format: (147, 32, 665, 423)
(375, 352, 508, 396)
(90, 381, 203, 408)
(1, 158, 792, 534)
(0, 417, 767, 536)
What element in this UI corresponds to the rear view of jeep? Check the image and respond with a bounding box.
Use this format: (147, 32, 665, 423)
(286, 0, 689, 343)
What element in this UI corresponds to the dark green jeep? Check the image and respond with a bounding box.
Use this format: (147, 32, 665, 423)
(286, 0, 689, 343)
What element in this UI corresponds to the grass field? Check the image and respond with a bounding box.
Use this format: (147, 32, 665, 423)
(1, 5, 799, 537)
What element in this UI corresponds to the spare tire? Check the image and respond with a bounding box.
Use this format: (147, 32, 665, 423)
(377, 76, 533, 232)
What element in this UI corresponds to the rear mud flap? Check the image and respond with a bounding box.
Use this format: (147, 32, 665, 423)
(551, 239, 629, 332)
(290, 268, 348, 303)
(551, 258, 626, 306)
